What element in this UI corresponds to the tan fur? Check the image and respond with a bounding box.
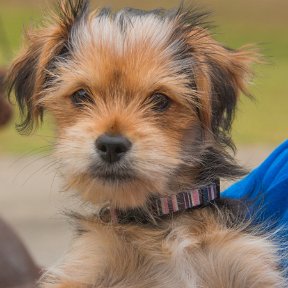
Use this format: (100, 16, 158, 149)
(7, 1, 285, 287)
(41, 209, 283, 288)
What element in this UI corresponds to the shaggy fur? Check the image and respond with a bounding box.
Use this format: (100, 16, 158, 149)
(7, 0, 285, 287)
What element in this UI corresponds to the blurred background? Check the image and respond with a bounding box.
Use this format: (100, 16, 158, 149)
(0, 0, 287, 269)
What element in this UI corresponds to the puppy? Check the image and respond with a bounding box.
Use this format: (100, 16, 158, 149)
(7, 1, 285, 287)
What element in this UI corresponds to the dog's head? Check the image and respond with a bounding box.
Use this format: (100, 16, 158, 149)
(7, 0, 257, 208)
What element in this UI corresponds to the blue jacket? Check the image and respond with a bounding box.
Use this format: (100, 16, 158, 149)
(223, 140, 288, 273)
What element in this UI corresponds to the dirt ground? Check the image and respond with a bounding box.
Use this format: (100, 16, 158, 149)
(0, 146, 274, 267)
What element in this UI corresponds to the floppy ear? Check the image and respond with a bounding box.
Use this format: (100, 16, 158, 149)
(189, 43, 259, 181)
(7, 0, 89, 133)
(195, 42, 258, 146)
(208, 46, 258, 135)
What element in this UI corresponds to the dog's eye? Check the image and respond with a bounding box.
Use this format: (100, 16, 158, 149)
(71, 89, 93, 107)
(150, 93, 171, 112)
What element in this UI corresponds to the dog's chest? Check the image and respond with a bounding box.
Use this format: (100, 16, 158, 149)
(82, 224, 200, 288)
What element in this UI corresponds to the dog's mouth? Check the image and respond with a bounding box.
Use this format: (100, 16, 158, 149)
(89, 163, 136, 183)
(95, 172, 135, 182)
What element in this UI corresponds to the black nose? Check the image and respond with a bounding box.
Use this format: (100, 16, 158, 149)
(95, 134, 132, 163)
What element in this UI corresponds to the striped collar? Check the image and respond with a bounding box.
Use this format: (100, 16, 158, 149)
(99, 180, 220, 224)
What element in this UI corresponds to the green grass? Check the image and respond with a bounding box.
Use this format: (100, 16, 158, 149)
(0, 115, 55, 154)
(0, 0, 287, 154)
(0, 6, 41, 65)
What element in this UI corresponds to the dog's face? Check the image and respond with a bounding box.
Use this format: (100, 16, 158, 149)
(8, 1, 256, 208)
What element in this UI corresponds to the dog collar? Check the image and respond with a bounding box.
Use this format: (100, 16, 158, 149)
(99, 179, 220, 224)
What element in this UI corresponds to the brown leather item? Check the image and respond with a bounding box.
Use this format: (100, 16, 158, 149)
(0, 218, 40, 288)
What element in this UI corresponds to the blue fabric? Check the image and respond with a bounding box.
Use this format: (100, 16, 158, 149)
(222, 140, 288, 272)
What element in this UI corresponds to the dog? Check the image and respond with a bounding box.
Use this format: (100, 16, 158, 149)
(7, 0, 285, 287)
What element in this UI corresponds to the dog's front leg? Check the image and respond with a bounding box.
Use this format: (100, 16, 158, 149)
(39, 226, 112, 288)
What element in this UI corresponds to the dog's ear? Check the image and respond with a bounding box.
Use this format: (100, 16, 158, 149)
(209, 46, 257, 136)
(7, 0, 89, 133)
(174, 9, 258, 147)
(194, 40, 258, 146)
(190, 42, 259, 180)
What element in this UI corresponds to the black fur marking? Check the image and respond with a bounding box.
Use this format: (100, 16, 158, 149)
(44, 0, 89, 90)
(43, 43, 72, 90)
(211, 198, 251, 229)
(7, 49, 42, 133)
(43, 0, 88, 90)
(174, 4, 212, 33)
(209, 59, 238, 150)
(197, 146, 247, 183)
(57, 45, 70, 58)
(58, 0, 89, 26)
(98, 7, 112, 18)
(120, 8, 167, 18)
(115, 10, 135, 34)
(111, 8, 170, 34)
(117, 12, 127, 33)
